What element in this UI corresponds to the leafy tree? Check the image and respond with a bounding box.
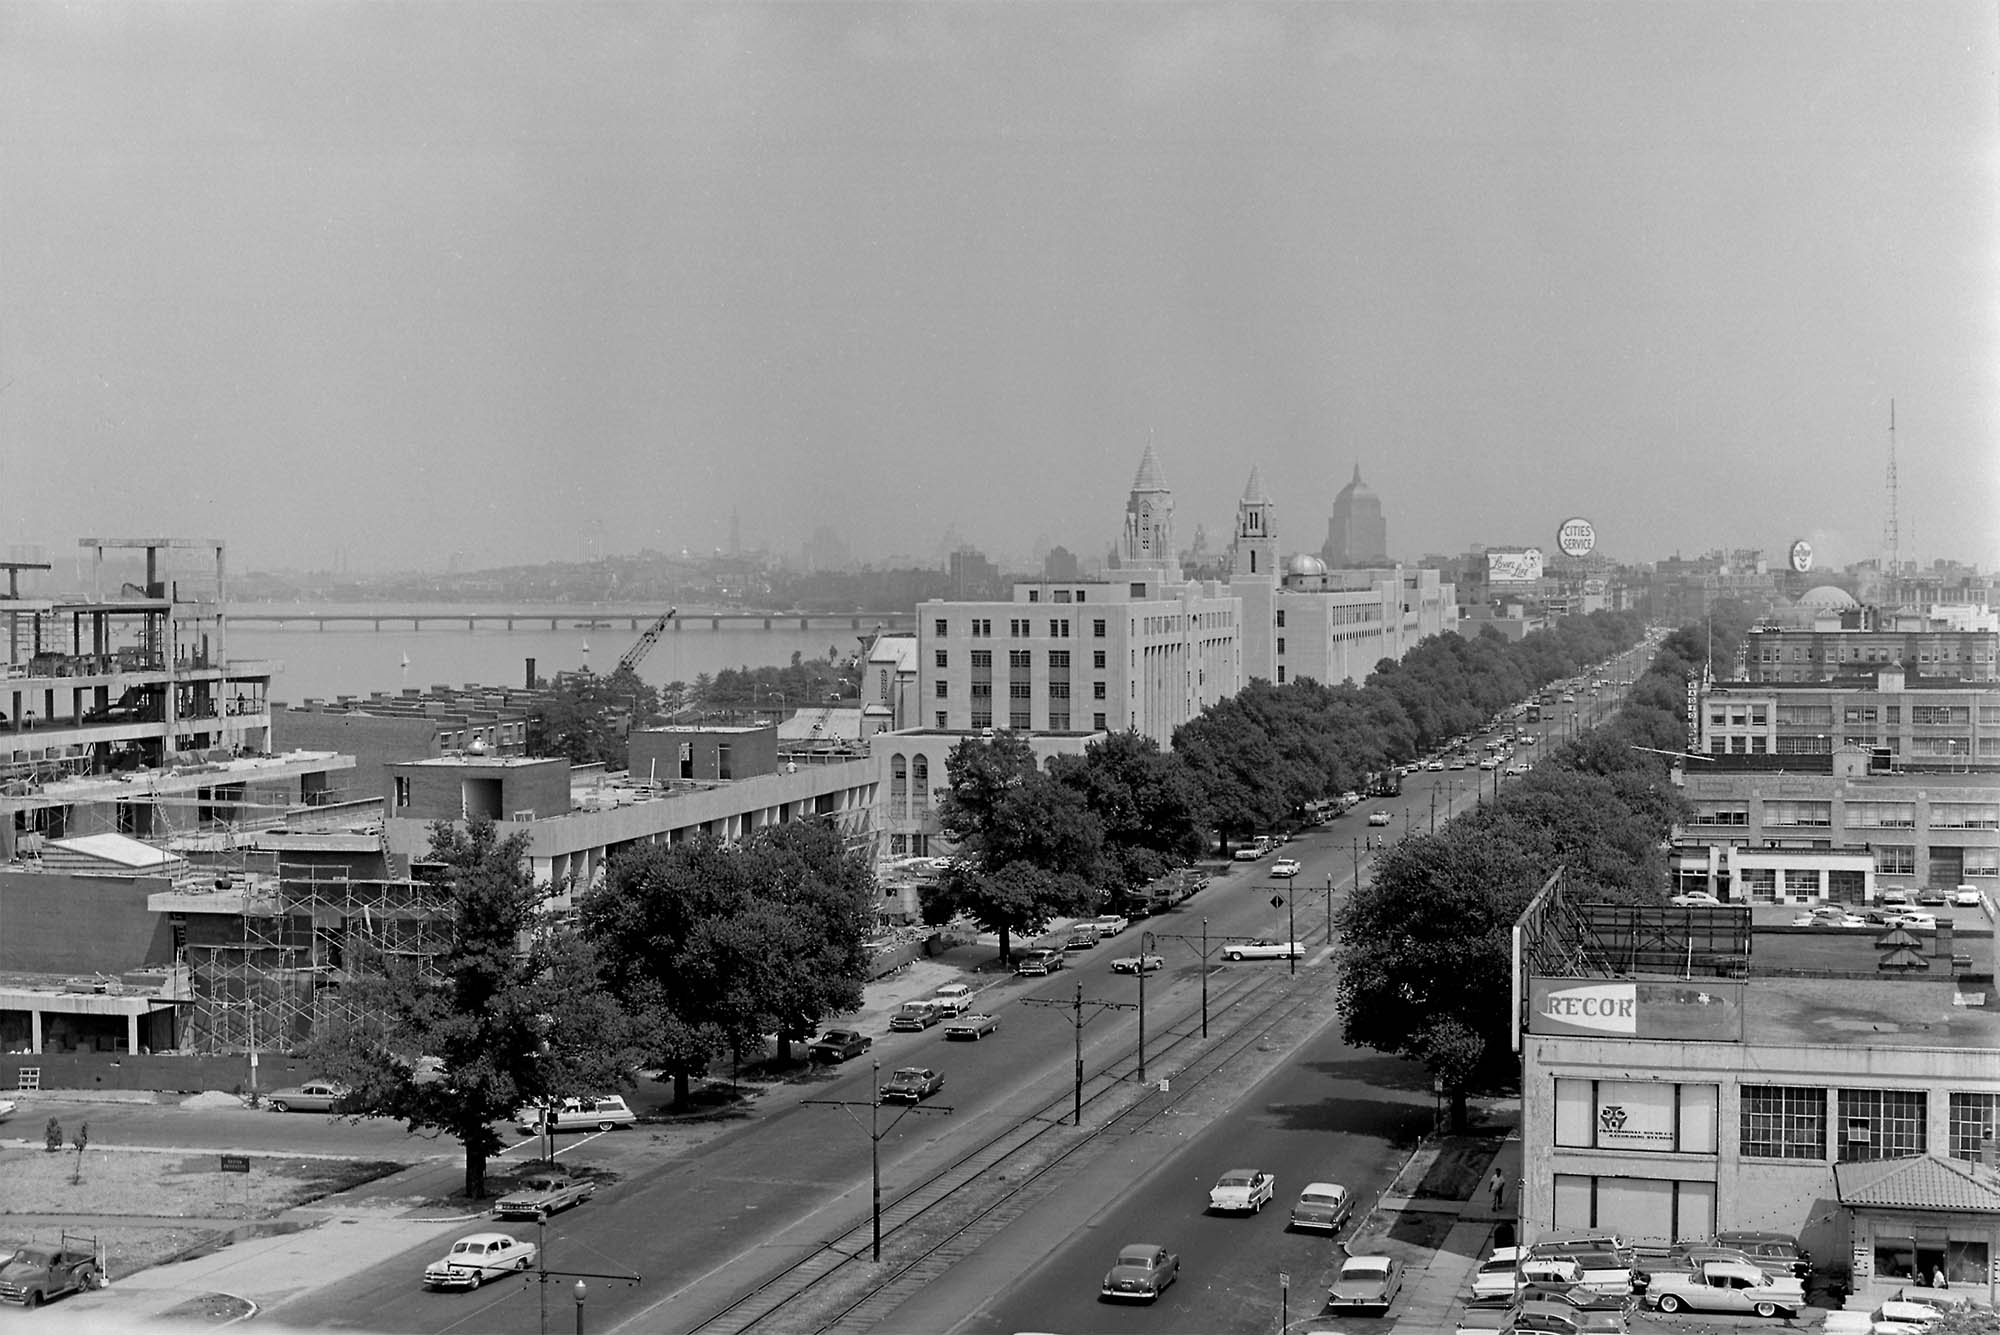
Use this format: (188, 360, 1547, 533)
(1335, 825, 1546, 1129)
(919, 736, 1100, 961)
(579, 820, 874, 1101)
(311, 818, 638, 1199)
(525, 665, 658, 765)
(1050, 730, 1205, 895)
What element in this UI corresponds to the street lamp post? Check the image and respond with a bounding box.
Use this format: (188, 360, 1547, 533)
(573, 1281, 586, 1335)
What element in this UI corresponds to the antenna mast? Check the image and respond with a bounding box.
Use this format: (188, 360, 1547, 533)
(1883, 399, 1900, 579)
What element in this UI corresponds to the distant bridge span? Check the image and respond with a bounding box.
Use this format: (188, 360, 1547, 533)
(225, 611, 917, 634)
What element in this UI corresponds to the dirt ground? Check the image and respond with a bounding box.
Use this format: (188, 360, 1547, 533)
(0, 1147, 402, 1278)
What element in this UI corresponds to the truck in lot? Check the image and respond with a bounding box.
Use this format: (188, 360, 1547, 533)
(0, 1235, 100, 1307)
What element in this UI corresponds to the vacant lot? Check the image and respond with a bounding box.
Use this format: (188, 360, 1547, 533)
(0, 1148, 402, 1278)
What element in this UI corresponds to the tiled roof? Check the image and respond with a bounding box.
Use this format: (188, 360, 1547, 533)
(1241, 466, 1269, 505)
(1834, 1155, 2000, 1213)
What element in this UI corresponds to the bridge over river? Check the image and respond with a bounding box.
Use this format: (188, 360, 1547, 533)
(226, 610, 916, 633)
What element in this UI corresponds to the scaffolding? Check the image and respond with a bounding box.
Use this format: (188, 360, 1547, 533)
(180, 859, 447, 1054)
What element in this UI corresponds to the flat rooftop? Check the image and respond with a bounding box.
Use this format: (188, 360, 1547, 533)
(1740, 974, 2000, 1048)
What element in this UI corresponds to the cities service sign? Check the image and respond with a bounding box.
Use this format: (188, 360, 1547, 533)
(1556, 517, 1596, 558)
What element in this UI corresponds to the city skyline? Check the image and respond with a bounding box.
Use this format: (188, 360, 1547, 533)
(3, 3, 1995, 574)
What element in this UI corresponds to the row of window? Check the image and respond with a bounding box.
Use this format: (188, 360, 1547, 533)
(938, 649, 1097, 670)
(938, 680, 1101, 700)
(943, 618, 1109, 639)
(1555, 1080, 2000, 1162)
(945, 711, 1101, 731)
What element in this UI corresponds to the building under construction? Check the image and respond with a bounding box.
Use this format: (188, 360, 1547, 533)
(150, 841, 448, 1054)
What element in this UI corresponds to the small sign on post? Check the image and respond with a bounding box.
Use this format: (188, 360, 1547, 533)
(219, 1154, 250, 1174)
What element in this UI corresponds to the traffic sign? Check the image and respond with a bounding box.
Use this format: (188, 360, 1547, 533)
(1270, 894, 1285, 908)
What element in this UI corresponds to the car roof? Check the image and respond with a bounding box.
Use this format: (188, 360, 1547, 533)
(1299, 1182, 1346, 1195)
(1118, 1243, 1163, 1259)
(455, 1232, 514, 1246)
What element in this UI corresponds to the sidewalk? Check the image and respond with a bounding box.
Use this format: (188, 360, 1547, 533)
(1386, 1126, 1521, 1332)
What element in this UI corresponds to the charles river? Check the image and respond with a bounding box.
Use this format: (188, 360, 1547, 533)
(223, 604, 875, 705)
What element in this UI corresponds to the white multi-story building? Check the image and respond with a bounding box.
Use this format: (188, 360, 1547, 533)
(915, 450, 1243, 749)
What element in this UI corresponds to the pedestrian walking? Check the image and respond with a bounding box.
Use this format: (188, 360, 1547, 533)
(1489, 1168, 1506, 1211)
(1933, 1265, 1948, 1290)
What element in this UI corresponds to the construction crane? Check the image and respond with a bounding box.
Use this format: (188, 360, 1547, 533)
(616, 607, 678, 675)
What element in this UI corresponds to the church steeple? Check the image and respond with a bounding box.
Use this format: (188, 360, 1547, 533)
(1230, 466, 1278, 580)
(1120, 446, 1180, 579)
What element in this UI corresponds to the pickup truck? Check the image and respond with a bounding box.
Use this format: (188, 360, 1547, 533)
(1644, 1259, 1804, 1318)
(493, 1173, 596, 1221)
(0, 1236, 100, 1307)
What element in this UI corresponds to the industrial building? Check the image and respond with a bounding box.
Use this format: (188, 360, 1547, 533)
(1514, 875, 2000, 1309)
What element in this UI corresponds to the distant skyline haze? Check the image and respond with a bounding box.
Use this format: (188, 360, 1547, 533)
(3, 2, 1994, 575)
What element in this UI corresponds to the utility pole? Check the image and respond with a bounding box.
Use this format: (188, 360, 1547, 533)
(1324, 873, 1334, 941)
(1155, 919, 1249, 1037)
(525, 1215, 638, 1335)
(1022, 981, 1135, 1125)
(1430, 786, 1437, 833)
(802, 1059, 951, 1260)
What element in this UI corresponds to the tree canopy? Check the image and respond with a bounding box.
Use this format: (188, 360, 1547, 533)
(579, 818, 875, 1104)
(309, 817, 639, 1199)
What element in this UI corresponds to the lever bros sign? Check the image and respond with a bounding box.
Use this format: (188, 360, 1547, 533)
(1529, 978, 1744, 1041)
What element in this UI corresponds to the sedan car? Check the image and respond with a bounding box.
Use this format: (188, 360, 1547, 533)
(1111, 953, 1165, 974)
(1092, 914, 1131, 936)
(1469, 1246, 1526, 1300)
(1270, 858, 1302, 878)
(1328, 1255, 1404, 1313)
(879, 1066, 944, 1103)
(942, 1013, 999, 1041)
(1953, 886, 1985, 908)
(1100, 1243, 1178, 1302)
(808, 1029, 873, 1062)
(1207, 1168, 1276, 1213)
(0, 1099, 14, 1124)
(265, 1080, 350, 1114)
(1670, 892, 1722, 907)
(1368, 810, 1392, 826)
(888, 1003, 943, 1032)
(422, 1233, 538, 1291)
(1425, 760, 1446, 771)
(1222, 939, 1304, 962)
(1231, 845, 1266, 861)
(1287, 1181, 1352, 1233)
(1889, 911, 1938, 930)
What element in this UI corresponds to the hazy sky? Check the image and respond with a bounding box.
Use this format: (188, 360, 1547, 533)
(3, 2, 1996, 576)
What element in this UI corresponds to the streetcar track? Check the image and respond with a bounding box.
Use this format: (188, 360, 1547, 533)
(678, 936, 1340, 1335)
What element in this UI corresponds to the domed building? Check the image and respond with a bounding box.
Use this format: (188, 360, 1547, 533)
(1227, 466, 1457, 688)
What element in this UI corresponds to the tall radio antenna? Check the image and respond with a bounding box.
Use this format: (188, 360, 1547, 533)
(1882, 399, 1900, 578)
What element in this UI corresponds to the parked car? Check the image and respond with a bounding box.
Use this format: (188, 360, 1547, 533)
(1014, 948, 1064, 976)
(1709, 1231, 1811, 1280)
(1469, 1247, 1528, 1300)
(1952, 885, 1985, 908)
(1287, 1181, 1352, 1233)
(929, 983, 975, 1015)
(1093, 914, 1131, 936)
(1232, 844, 1266, 861)
(1792, 909, 1868, 928)
(879, 1066, 944, 1103)
(1670, 892, 1722, 907)
(1889, 911, 1938, 930)
(1222, 939, 1304, 962)
(492, 1173, 595, 1222)
(266, 1080, 351, 1114)
(514, 1096, 636, 1135)
(1270, 858, 1302, 878)
(1426, 760, 1446, 771)
(1507, 1296, 1629, 1334)
(1111, 953, 1165, 974)
(1879, 889, 1913, 908)
(422, 1233, 538, 1291)
(1100, 1243, 1178, 1302)
(889, 1003, 943, 1032)
(942, 1013, 999, 1041)
(1207, 1168, 1275, 1214)
(1644, 1259, 1803, 1318)
(1368, 810, 1392, 826)
(1327, 1255, 1404, 1314)
(808, 1029, 872, 1062)
(1064, 924, 1101, 951)
(1916, 888, 1950, 907)
(0, 1099, 14, 1125)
